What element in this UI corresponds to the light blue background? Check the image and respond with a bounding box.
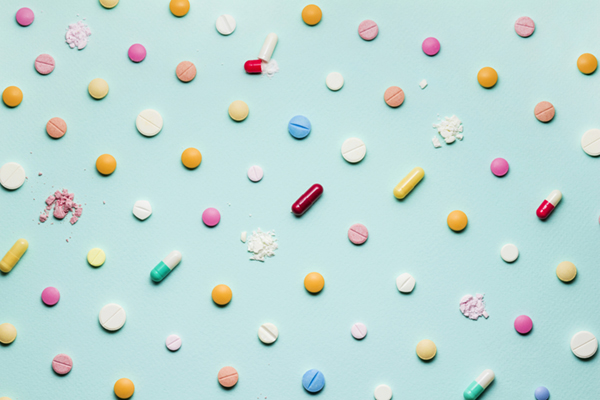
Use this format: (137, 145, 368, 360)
(1, 0, 599, 398)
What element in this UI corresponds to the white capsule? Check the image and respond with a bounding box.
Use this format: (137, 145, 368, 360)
(258, 33, 278, 62)
(546, 190, 562, 206)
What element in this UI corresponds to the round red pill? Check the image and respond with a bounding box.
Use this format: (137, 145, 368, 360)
(52, 354, 73, 375)
(348, 223, 368, 245)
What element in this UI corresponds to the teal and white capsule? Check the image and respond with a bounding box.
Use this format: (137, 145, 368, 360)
(150, 251, 182, 282)
(464, 369, 494, 399)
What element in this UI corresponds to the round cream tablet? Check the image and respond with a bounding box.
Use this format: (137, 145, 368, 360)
(326, 72, 344, 91)
(341, 138, 366, 163)
(258, 323, 278, 344)
(229, 100, 249, 121)
(136, 109, 163, 137)
(0, 323, 17, 344)
(88, 78, 109, 99)
(133, 200, 152, 220)
(396, 273, 416, 293)
(374, 384, 393, 400)
(87, 248, 106, 267)
(501, 244, 519, 263)
(571, 331, 598, 359)
(581, 129, 600, 156)
(216, 14, 236, 35)
(99, 0, 119, 8)
(99, 303, 126, 331)
(0, 162, 26, 190)
(556, 261, 577, 282)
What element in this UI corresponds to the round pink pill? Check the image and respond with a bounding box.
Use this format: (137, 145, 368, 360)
(35, 54, 55, 75)
(351, 323, 367, 340)
(422, 37, 440, 56)
(52, 354, 73, 375)
(202, 207, 221, 227)
(128, 44, 147, 63)
(358, 20, 378, 41)
(514, 315, 533, 335)
(166, 334, 182, 351)
(16, 7, 34, 26)
(41, 286, 60, 306)
(490, 158, 509, 177)
(515, 17, 535, 38)
(247, 165, 263, 182)
(348, 223, 368, 245)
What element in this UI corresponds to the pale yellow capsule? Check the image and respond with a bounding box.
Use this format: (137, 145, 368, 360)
(393, 167, 424, 199)
(0, 239, 28, 273)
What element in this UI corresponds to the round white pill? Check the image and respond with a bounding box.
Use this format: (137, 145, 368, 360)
(581, 129, 600, 156)
(351, 323, 367, 340)
(571, 331, 598, 359)
(396, 273, 415, 293)
(0, 162, 26, 190)
(326, 72, 344, 91)
(247, 165, 264, 182)
(133, 200, 152, 220)
(166, 334, 182, 351)
(99, 303, 126, 332)
(341, 138, 366, 163)
(374, 384, 393, 400)
(136, 109, 163, 137)
(500, 244, 519, 263)
(216, 14, 236, 35)
(258, 323, 278, 344)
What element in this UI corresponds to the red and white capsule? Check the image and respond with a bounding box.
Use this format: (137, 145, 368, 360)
(536, 190, 562, 220)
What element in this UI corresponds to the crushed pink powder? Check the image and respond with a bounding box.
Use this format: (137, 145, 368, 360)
(460, 294, 489, 320)
(39, 189, 82, 225)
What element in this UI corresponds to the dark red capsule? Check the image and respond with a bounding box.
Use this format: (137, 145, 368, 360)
(244, 59, 262, 74)
(292, 184, 323, 216)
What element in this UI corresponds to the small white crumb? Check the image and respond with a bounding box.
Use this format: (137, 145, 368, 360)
(432, 137, 442, 148)
(419, 79, 428, 89)
(483, 311, 489, 318)
(445, 136, 456, 144)
(241, 231, 247, 243)
(456, 134, 463, 140)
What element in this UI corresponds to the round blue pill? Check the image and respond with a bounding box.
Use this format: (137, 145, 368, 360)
(302, 368, 325, 393)
(288, 115, 311, 139)
(534, 386, 550, 400)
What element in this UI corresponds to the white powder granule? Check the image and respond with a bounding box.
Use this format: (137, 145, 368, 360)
(432, 137, 441, 148)
(433, 115, 464, 145)
(247, 228, 278, 261)
(419, 79, 428, 89)
(460, 294, 489, 320)
(261, 59, 279, 78)
(66, 21, 91, 50)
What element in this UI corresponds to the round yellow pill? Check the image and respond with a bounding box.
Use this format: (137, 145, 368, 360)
(87, 248, 106, 267)
(304, 272, 325, 293)
(302, 4, 322, 26)
(99, 0, 119, 8)
(477, 67, 498, 88)
(96, 154, 117, 175)
(416, 339, 437, 361)
(577, 53, 597, 75)
(88, 78, 109, 99)
(181, 148, 202, 169)
(212, 284, 232, 306)
(556, 261, 577, 282)
(3, 86, 23, 108)
(114, 378, 135, 399)
(228, 100, 249, 122)
(447, 210, 468, 232)
(0, 323, 17, 344)
(170, 0, 190, 17)
(0, 397, 13, 400)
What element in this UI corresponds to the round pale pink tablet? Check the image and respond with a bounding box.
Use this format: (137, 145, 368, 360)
(534, 101, 555, 122)
(52, 354, 72, 375)
(202, 207, 221, 227)
(351, 323, 367, 340)
(247, 165, 263, 182)
(384, 86, 405, 108)
(166, 334, 182, 351)
(128, 43, 146, 63)
(218, 366, 239, 388)
(41, 286, 60, 306)
(514, 315, 533, 334)
(422, 37, 440, 56)
(358, 20, 378, 41)
(35, 54, 55, 75)
(16, 7, 34, 26)
(348, 223, 368, 245)
(490, 158, 509, 177)
(515, 17, 535, 38)
(46, 117, 67, 139)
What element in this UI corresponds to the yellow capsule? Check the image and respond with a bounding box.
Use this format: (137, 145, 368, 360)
(393, 167, 424, 199)
(0, 239, 29, 273)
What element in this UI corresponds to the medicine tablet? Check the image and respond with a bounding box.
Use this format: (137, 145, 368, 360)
(202, 208, 221, 227)
(500, 244, 519, 263)
(2, 86, 23, 108)
(218, 366, 239, 388)
(490, 158, 509, 177)
(96, 154, 117, 175)
(581, 129, 600, 156)
(534, 101, 555, 122)
(229, 100, 249, 122)
(326, 72, 344, 91)
(212, 284, 232, 305)
(514, 315, 533, 334)
(477, 67, 498, 88)
(288, 115, 312, 139)
(136, 109, 163, 137)
(170, 0, 190, 17)
(348, 223, 368, 245)
(416, 339, 436, 360)
(16, 7, 34, 26)
(0, 323, 17, 344)
(351, 323, 367, 340)
(514, 16, 535, 37)
(422, 37, 440, 56)
(447, 210, 468, 232)
(258, 323, 279, 344)
(302, 5, 322, 25)
(304, 272, 325, 293)
(99, 303, 126, 331)
(87, 248, 106, 267)
(571, 331, 598, 359)
(114, 378, 135, 399)
(166, 334, 182, 351)
(374, 384, 392, 400)
(176, 61, 196, 82)
(358, 20, 378, 41)
(35, 54, 55, 75)
(128, 44, 146, 63)
(247, 165, 264, 182)
(216, 14, 236, 35)
(384, 86, 404, 107)
(302, 369, 325, 393)
(577, 53, 597, 75)
(534, 386, 550, 400)
(556, 261, 577, 282)
(100, 0, 120, 9)
(42, 286, 60, 306)
(52, 354, 73, 375)
(0, 162, 26, 190)
(88, 78, 109, 99)
(46, 117, 67, 139)
(133, 200, 152, 220)
(181, 148, 202, 169)
(396, 273, 416, 293)
(341, 138, 366, 163)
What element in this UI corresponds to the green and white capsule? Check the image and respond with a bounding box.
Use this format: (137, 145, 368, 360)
(150, 251, 182, 282)
(463, 369, 494, 400)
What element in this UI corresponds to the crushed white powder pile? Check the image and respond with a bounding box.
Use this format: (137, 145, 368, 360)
(432, 115, 464, 147)
(262, 59, 279, 78)
(246, 229, 278, 261)
(460, 294, 489, 320)
(66, 21, 91, 50)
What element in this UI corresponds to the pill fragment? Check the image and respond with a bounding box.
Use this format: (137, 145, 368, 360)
(326, 72, 344, 91)
(42, 287, 60, 306)
(348, 223, 368, 245)
(150, 251, 182, 282)
(258, 33, 278, 62)
(396, 273, 416, 293)
(536, 190, 561, 220)
(288, 115, 312, 139)
(215, 14, 236, 35)
(292, 184, 323, 216)
(176, 61, 196, 82)
(420, 79, 428, 89)
(166, 334, 182, 351)
(52, 354, 73, 375)
(241, 231, 247, 243)
(99, 303, 126, 331)
(302, 369, 325, 393)
(463, 369, 495, 399)
(46, 117, 67, 139)
(358, 20, 378, 41)
(581, 129, 600, 156)
(514, 16, 535, 37)
(393, 167, 424, 199)
(218, 366, 239, 388)
(571, 331, 598, 359)
(258, 323, 279, 344)
(0, 163, 26, 190)
(351, 323, 367, 340)
(534, 101, 555, 122)
(247, 165, 263, 182)
(341, 138, 366, 163)
(384, 86, 405, 107)
(35, 54, 55, 75)
(133, 200, 152, 220)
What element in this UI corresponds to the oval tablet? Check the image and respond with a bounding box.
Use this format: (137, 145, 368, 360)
(341, 138, 366, 163)
(166, 334, 182, 351)
(52, 354, 73, 375)
(348, 223, 368, 245)
(216, 14, 236, 35)
(581, 129, 600, 156)
(351, 323, 367, 340)
(99, 303, 126, 331)
(396, 273, 415, 293)
(374, 384, 392, 400)
(46, 117, 67, 139)
(218, 366, 238, 388)
(176, 61, 196, 82)
(136, 109, 163, 137)
(571, 331, 598, 359)
(133, 200, 152, 220)
(384, 86, 404, 107)
(326, 72, 344, 91)
(500, 244, 519, 263)
(258, 323, 279, 344)
(87, 248, 106, 267)
(0, 162, 26, 190)
(534, 101, 555, 122)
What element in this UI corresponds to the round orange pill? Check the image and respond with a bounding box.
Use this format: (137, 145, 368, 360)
(96, 154, 117, 175)
(181, 148, 202, 169)
(577, 53, 597, 75)
(477, 67, 498, 88)
(304, 272, 324, 293)
(3, 86, 23, 108)
(218, 366, 239, 388)
(114, 378, 135, 399)
(447, 210, 468, 232)
(170, 0, 189, 17)
(212, 284, 232, 306)
(302, 5, 322, 26)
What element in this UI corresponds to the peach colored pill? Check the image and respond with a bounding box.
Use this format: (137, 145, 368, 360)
(46, 117, 67, 139)
(176, 61, 196, 82)
(218, 366, 238, 388)
(534, 101, 555, 122)
(384, 86, 405, 108)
